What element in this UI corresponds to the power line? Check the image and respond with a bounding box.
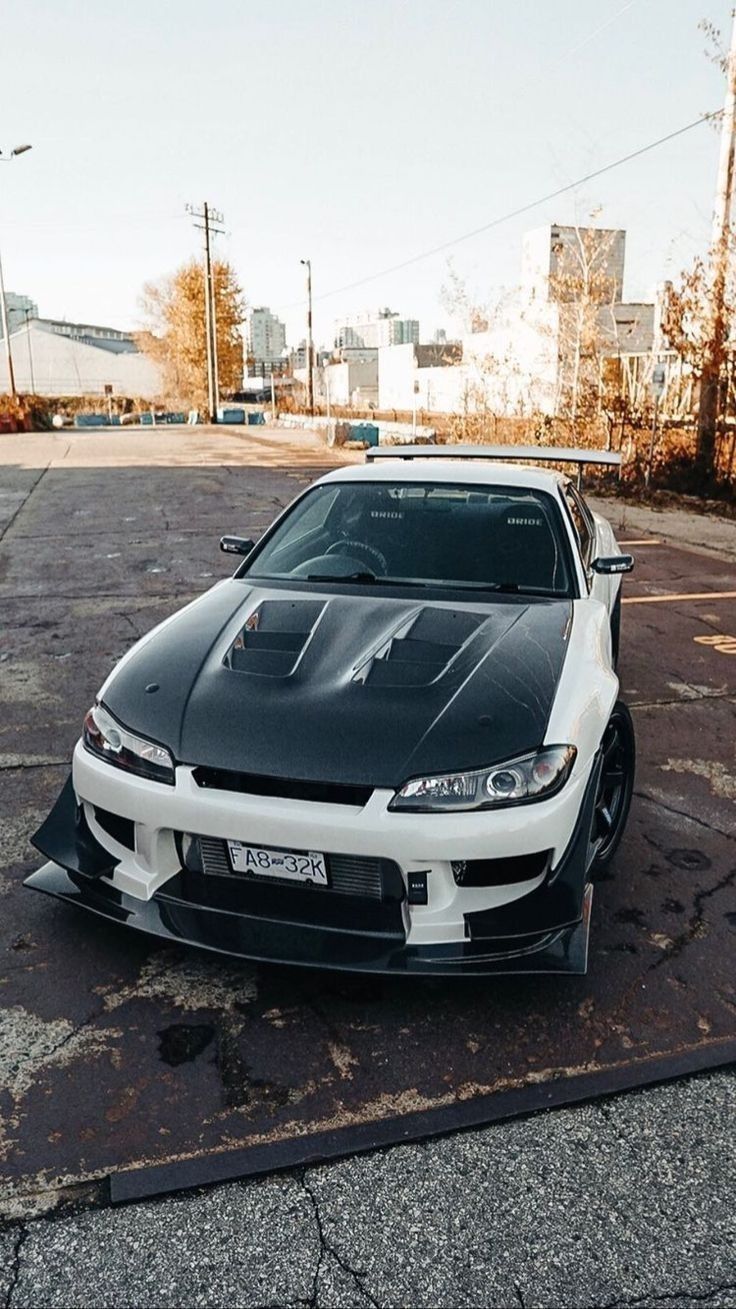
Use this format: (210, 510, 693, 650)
(560, 0, 644, 65)
(278, 110, 720, 311)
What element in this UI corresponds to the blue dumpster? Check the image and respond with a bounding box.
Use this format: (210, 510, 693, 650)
(350, 422, 379, 446)
(247, 411, 266, 425)
(217, 407, 246, 425)
(74, 414, 110, 428)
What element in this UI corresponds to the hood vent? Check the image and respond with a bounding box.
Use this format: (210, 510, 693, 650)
(226, 599, 326, 677)
(362, 607, 487, 688)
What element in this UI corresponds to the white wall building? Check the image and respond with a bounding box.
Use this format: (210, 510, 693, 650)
(0, 319, 161, 397)
(324, 356, 378, 408)
(378, 344, 468, 413)
(377, 224, 655, 418)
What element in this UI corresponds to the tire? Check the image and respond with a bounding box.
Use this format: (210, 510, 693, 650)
(588, 699, 635, 876)
(610, 591, 621, 669)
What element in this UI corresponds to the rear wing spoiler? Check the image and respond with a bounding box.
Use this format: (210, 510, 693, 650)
(365, 444, 621, 488)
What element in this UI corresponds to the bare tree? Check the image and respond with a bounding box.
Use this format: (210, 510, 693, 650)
(547, 225, 623, 427)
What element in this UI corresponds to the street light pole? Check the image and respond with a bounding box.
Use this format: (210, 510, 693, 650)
(0, 143, 33, 398)
(300, 258, 314, 415)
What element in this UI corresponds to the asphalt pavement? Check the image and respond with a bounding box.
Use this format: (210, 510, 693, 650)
(1, 426, 734, 1309)
(1, 1071, 735, 1308)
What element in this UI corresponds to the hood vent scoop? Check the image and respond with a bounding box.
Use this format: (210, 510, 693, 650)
(227, 599, 325, 677)
(362, 607, 486, 688)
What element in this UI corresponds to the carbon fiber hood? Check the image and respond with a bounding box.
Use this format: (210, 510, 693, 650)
(101, 579, 572, 788)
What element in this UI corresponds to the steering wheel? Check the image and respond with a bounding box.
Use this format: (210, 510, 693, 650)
(325, 539, 388, 574)
(291, 553, 377, 578)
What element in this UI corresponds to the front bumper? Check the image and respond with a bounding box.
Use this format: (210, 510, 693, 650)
(25, 746, 601, 976)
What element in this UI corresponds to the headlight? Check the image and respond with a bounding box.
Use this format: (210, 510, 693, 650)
(83, 703, 175, 785)
(388, 745, 576, 812)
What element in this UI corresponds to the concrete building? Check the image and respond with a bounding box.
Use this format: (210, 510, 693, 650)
(38, 318, 140, 353)
(291, 340, 309, 371)
(324, 351, 379, 408)
(389, 318, 420, 346)
(0, 318, 161, 397)
(379, 343, 466, 413)
(377, 224, 654, 418)
(335, 309, 419, 350)
(248, 307, 287, 369)
(0, 292, 38, 338)
(522, 224, 626, 304)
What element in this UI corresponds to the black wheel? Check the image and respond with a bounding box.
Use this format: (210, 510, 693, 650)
(589, 700, 635, 875)
(610, 592, 621, 669)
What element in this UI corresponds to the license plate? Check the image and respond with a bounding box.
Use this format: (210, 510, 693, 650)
(227, 841, 328, 885)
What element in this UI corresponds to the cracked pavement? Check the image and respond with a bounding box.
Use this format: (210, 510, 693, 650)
(1, 1070, 735, 1308)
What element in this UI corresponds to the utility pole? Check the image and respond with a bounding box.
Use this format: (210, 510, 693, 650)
(697, 8, 736, 486)
(0, 248, 16, 397)
(186, 202, 224, 423)
(210, 256, 220, 410)
(300, 258, 314, 414)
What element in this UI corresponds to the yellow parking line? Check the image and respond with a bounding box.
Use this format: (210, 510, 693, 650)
(623, 590, 736, 605)
(618, 539, 662, 546)
(694, 633, 736, 654)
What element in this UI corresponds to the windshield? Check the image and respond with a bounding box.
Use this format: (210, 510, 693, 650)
(243, 480, 573, 596)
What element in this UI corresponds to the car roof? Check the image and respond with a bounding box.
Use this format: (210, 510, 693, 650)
(315, 458, 567, 495)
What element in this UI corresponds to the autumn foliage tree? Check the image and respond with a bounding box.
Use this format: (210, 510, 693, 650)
(661, 241, 736, 485)
(661, 241, 736, 382)
(138, 258, 246, 409)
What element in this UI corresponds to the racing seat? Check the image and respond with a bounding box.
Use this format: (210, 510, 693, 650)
(493, 504, 561, 591)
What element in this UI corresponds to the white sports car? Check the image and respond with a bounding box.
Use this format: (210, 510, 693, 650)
(27, 445, 635, 975)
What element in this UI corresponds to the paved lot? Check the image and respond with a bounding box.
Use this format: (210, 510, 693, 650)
(0, 1070, 734, 1309)
(0, 427, 734, 1307)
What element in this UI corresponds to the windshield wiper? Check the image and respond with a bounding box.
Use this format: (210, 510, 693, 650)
(303, 573, 563, 596)
(305, 572, 428, 587)
(448, 581, 566, 596)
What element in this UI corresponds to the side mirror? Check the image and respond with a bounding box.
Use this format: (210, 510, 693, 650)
(220, 535, 255, 557)
(591, 554, 634, 575)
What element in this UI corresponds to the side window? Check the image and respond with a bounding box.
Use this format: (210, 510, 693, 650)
(564, 485, 593, 568)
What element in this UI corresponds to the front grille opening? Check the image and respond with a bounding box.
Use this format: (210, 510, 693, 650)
(168, 834, 406, 936)
(176, 834, 404, 903)
(94, 806, 135, 851)
(452, 851, 550, 887)
(192, 766, 373, 808)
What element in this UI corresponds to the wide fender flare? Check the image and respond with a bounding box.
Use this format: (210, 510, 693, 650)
(543, 597, 619, 777)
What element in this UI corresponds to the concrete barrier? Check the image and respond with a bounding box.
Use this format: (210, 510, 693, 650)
(277, 414, 436, 444)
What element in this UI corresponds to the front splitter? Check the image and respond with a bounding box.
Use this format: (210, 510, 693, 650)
(24, 862, 592, 977)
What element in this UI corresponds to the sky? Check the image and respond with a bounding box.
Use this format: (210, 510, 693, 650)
(0, 0, 731, 349)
